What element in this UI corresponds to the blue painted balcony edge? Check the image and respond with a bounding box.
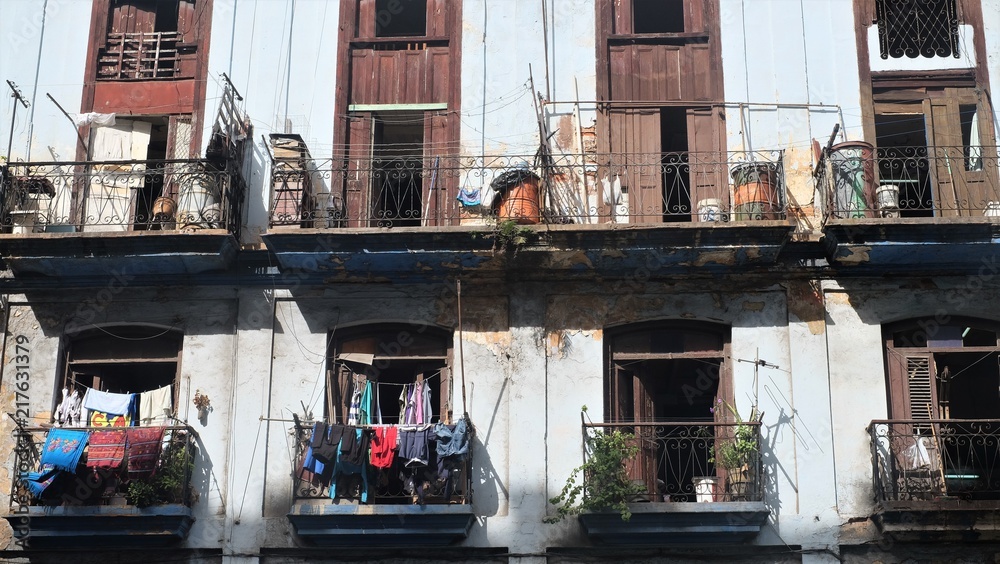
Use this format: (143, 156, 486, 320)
(287, 503, 475, 547)
(578, 502, 769, 546)
(2, 504, 194, 548)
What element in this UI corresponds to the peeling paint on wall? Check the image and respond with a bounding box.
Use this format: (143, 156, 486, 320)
(838, 246, 872, 265)
(787, 280, 826, 335)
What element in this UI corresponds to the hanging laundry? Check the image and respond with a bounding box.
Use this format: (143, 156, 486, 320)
(400, 384, 416, 424)
(421, 381, 433, 424)
(55, 387, 83, 427)
(412, 382, 424, 424)
(84, 389, 138, 427)
(126, 426, 165, 478)
(82, 388, 134, 415)
(139, 385, 173, 425)
(311, 423, 346, 466)
(347, 381, 365, 425)
(370, 426, 398, 469)
(21, 464, 59, 498)
(399, 428, 430, 467)
(457, 184, 482, 207)
(86, 430, 127, 469)
(435, 418, 470, 460)
(358, 381, 373, 426)
(40, 429, 89, 472)
(328, 428, 371, 503)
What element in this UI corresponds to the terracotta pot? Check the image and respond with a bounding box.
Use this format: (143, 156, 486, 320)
(498, 178, 541, 225)
(152, 196, 177, 218)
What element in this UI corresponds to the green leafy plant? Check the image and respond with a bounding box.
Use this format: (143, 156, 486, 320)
(126, 479, 158, 508)
(125, 436, 194, 507)
(485, 218, 535, 255)
(546, 409, 643, 523)
(711, 399, 762, 497)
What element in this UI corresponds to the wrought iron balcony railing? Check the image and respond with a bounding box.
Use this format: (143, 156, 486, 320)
(97, 31, 192, 80)
(582, 421, 764, 503)
(0, 159, 244, 235)
(8, 425, 197, 510)
(267, 150, 787, 228)
(869, 419, 1000, 503)
(292, 420, 472, 505)
(818, 145, 1000, 220)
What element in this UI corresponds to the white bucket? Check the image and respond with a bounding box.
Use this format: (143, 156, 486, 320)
(985, 202, 1000, 217)
(876, 184, 900, 218)
(693, 476, 719, 503)
(697, 198, 722, 222)
(177, 175, 219, 227)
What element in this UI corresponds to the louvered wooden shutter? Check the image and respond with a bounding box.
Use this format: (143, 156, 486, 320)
(887, 350, 939, 423)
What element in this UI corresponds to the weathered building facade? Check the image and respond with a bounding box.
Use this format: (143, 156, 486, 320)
(1, 0, 999, 562)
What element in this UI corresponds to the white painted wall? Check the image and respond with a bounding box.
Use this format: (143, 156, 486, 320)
(0, 0, 91, 162)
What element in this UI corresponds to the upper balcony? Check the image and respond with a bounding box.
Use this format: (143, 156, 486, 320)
(868, 419, 1000, 542)
(261, 149, 796, 281)
(286, 418, 475, 547)
(569, 421, 769, 546)
(817, 143, 1000, 273)
(3, 424, 197, 548)
(0, 157, 244, 277)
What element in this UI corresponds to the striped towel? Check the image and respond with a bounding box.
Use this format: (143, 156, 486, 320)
(126, 427, 165, 478)
(86, 430, 126, 469)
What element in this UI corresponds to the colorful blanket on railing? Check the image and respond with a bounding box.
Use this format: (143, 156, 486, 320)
(126, 427, 165, 477)
(40, 429, 89, 472)
(21, 464, 59, 497)
(86, 430, 127, 468)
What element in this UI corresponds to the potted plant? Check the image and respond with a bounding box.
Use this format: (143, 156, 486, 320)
(713, 399, 762, 501)
(546, 409, 643, 522)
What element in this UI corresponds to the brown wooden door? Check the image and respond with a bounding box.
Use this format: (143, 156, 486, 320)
(610, 109, 662, 222)
(344, 113, 373, 228)
(686, 107, 723, 219)
(887, 350, 940, 421)
(422, 111, 452, 226)
(926, 89, 997, 216)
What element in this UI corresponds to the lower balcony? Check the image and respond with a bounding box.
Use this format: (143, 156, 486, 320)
(286, 419, 475, 547)
(869, 419, 1000, 542)
(568, 422, 769, 545)
(3, 425, 197, 548)
(0, 159, 244, 276)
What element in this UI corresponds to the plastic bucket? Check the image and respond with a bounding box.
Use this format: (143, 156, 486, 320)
(731, 163, 779, 221)
(177, 176, 219, 227)
(697, 198, 722, 222)
(875, 184, 899, 218)
(498, 178, 541, 224)
(693, 476, 719, 503)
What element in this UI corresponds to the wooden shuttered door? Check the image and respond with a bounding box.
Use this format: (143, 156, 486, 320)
(610, 109, 663, 222)
(927, 91, 997, 216)
(343, 113, 374, 228)
(422, 111, 452, 226)
(609, 363, 657, 498)
(687, 107, 723, 220)
(887, 350, 940, 423)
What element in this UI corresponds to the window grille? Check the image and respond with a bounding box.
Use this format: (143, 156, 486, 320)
(875, 0, 960, 59)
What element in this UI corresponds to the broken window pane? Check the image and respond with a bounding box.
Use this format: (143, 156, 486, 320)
(375, 0, 427, 37)
(633, 0, 684, 33)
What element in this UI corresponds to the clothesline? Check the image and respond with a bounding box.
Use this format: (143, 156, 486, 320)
(340, 367, 442, 386)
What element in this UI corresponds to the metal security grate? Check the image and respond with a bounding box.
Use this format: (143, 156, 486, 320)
(876, 0, 960, 59)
